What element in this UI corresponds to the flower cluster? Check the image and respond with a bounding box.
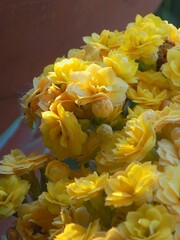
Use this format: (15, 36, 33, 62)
(1, 14, 180, 240)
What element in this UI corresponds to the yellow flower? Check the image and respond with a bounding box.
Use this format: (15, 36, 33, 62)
(150, 103, 180, 132)
(0, 149, 49, 175)
(127, 81, 169, 110)
(40, 104, 87, 159)
(66, 172, 108, 202)
(54, 220, 99, 240)
(120, 14, 169, 64)
(117, 204, 175, 240)
(120, 14, 170, 63)
(45, 160, 70, 182)
(93, 228, 124, 240)
(104, 50, 138, 84)
(161, 44, 180, 87)
(83, 30, 123, 54)
(15, 201, 56, 240)
(155, 165, 180, 216)
(157, 138, 179, 167)
(66, 63, 128, 117)
(0, 175, 30, 219)
(20, 76, 52, 126)
(113, 114, 156, 163)
(105, 162, 157, 208)
(49, 205, 92, 240)
(47, 57, 88, 84)
(39, 179, 72, 215)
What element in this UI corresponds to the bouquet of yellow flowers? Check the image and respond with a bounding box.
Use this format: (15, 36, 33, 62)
(1, 13, 180, 240)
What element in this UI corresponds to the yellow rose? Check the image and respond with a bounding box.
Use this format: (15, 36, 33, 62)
(40, 104, 87, 159)
(45, 160, 70, 182)
(14, 201, 56, 240)
(0, 175, 30, 219)
(0, 149, 49, 175)
(39, 179, 72, 215)
(66, 63, 128, 117)
(157, 138, 179, 167)
(105, 162, 157, 208)
(127, 81, 169, 110)
(104, 50, 138, 84)
(48, 57, 88, 84)
(151, 103, 180, 132)
(113, 113, 156, 163)
(120, 14, 170, 63)
(155, 165, 180, 216)
(83, 30, 123, 54)
(54, 220, 99, 240)
(117, 204, 175, 240)
(66, 172, 108, 202)
(161, 45, 180, 87)
(20, 76, 52, 126)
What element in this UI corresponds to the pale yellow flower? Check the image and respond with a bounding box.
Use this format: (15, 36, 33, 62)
(47, 57, 88, 84)
(161, 44, 180, 87)
(152, 103, 180, 132)
(39, 179, 72, 215)
(45, 160, 70, 182)
(66, 63, 128, 117)
(157, 138, 179, 167)
(40, 104, 87, 160)
(93, 228, 124, 240)
(136, 70, 170, 89)
(83, 30, 123, 54)
(127, 81, 169, 110)
(105, 162, 157, 208)
(117, 204, 175, 240)
(127, 105, 147, 120)
(155, 164, 180, 216)
(54, 220, 99, 240)
(104, 50, 138, 84)
(113, 113, 156, 163)
(120, 14, 170, 63)
(0, 149, 49, 175)
(0, 175, 30, 219)
(20, 76, 53, 126)
(15, 201, 56, 240)
(66, 172, 108, 202)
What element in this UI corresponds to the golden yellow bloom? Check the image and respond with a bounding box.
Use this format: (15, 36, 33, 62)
(66, 63, 128, 117)
(66, 172, 108, 202)
(105, 162, 157, 208)
(171, 127, 180, 158)
(136, 70, 170, 89)
(47, 57, 88, 84)
(83, 30, 123, 54)
(93, 228, 124, 240)
(40, 104, 87, 159)
(127, 105, 147, 120)
(0, 149, 49, 175)
(151, 103, 180, 132)
(155, 165, 180, 216)
(120, 14, 170, 63)
(161, 44, 180, 87)
(104, 50, 138, 84)
(113, 114, 156, 163)
(45, 160, 70, 182)
(127, 81, 169, 110)
(157, 138, 179, 166)
(54, 220, 99, 240)
(117, 204, 175, 240)
(20, 76, 53, 126)
(15, 201, 56, 240)
(39, 179, 72, 215)
(0, 175, 30, 219)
